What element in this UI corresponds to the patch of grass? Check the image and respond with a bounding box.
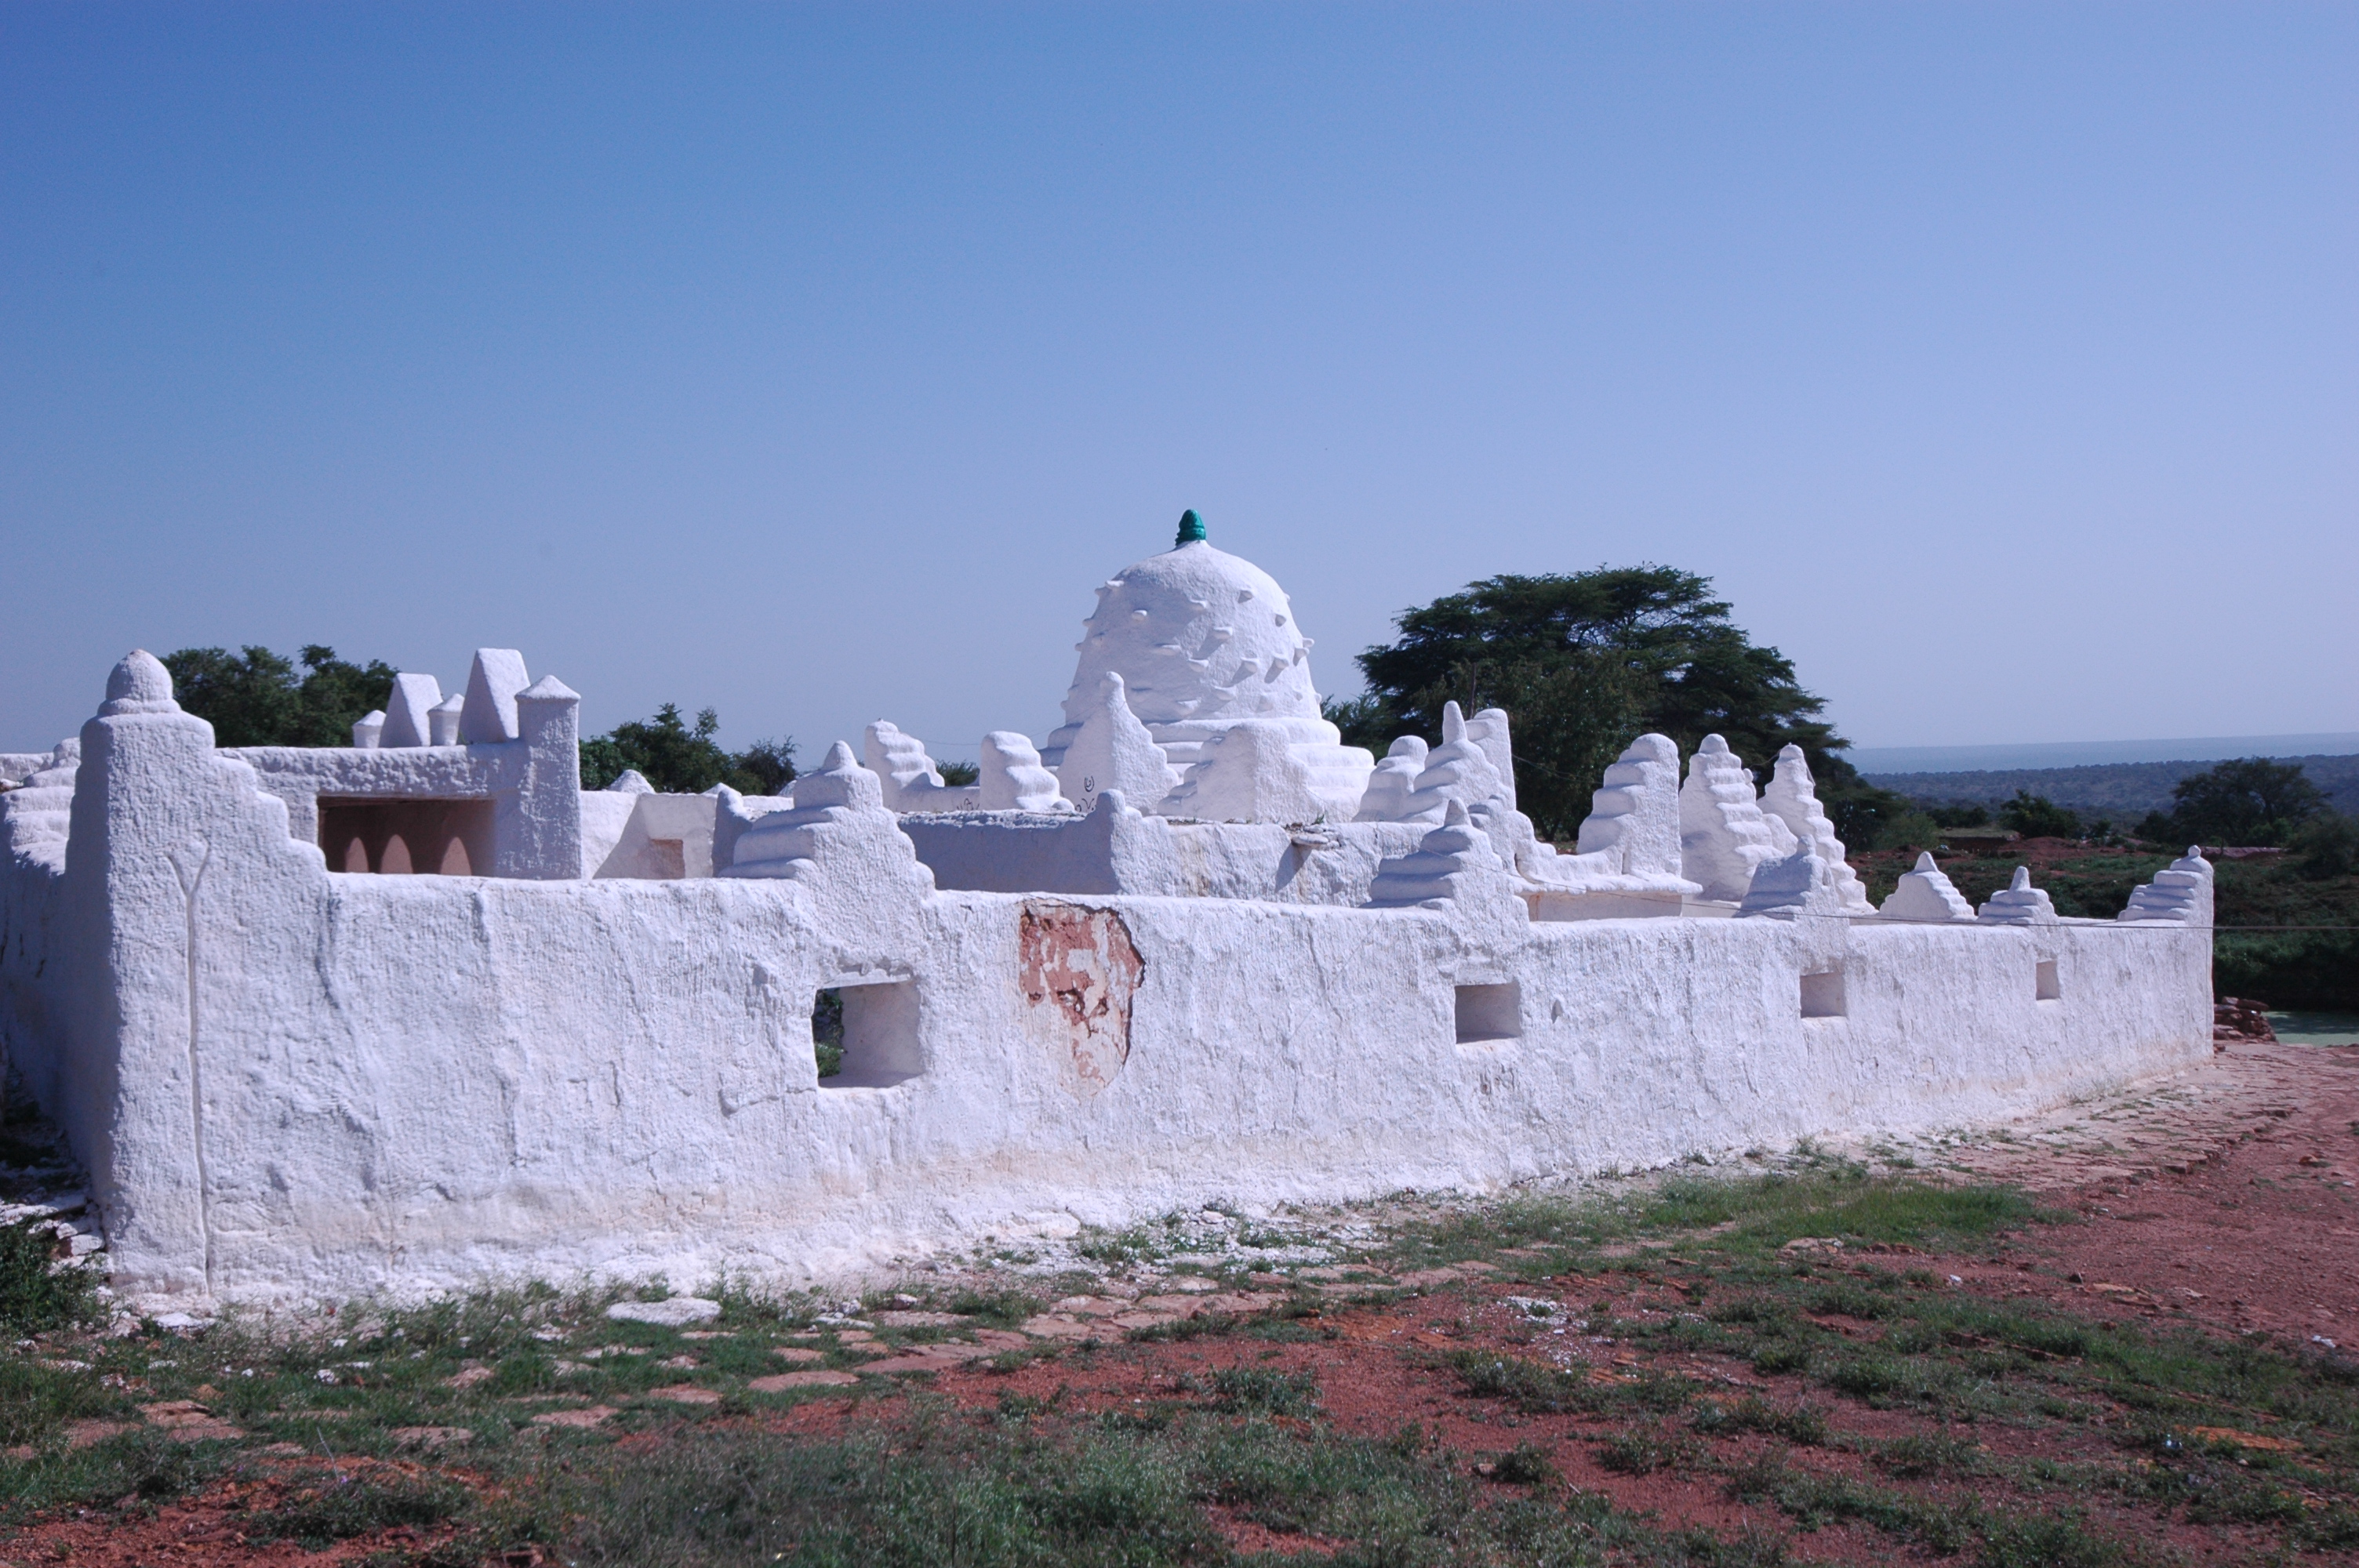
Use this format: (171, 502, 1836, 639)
(1975, 1511, 2137, 1568)
(1400, 1167, 2054, 1278)
(936, 1286, 1043, 1328)
(1597, 1424, 1700, 1475)
(1689, 1395, 1827, 1446)
(0, 1356, 123, 1446)
(1485, 1439, 1558, 1486)
(1192, 1365, 1318, 1417)
(0, 1217, 102, 1336)
(0, 1427, 231, 1522)
(1445, 1348, 1597, 1415)
(1723, 1454, 1973, 1555)
(245, 1470, 468, 1549)
(1872, 1432, 1984, 1478)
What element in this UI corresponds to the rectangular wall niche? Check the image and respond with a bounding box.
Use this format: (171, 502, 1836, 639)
(318, 797, 494, 877)
(2035, 959, 2062, 1002)
(1455, 982, 1522, 1044)
(1800, 967, 1846, 1019)
(814, 980, 922, 1088)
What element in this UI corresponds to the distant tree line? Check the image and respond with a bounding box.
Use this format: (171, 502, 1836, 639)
(159, 644, 797, 797)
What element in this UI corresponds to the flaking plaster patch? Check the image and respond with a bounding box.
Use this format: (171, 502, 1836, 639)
(1017, 902, 1143, 1099)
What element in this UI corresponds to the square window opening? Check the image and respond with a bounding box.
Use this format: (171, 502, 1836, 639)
(2035, 959, 2061, 1002)
(1456, 982, 1522, 1044)
(1801, 967, 1846, 1020)
(815, 981, 922, 1088)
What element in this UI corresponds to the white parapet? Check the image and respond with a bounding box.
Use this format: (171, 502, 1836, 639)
(1880, 851, 1976, 923)
(2120, 848, 2215, 926)
(0, 641, 2218, 1311)
(1679, 735, 1796, 904)
(979, 731, 1069, 813)
(428, 694, 466, 746)
(1761, 746, 1874, 913)
(1978, 866, 2059, 924)
(380, 673, 443, 750)
(1058, 672, 1181, 814)
(864, 720, 980, 812)
(459, 649, 532, 744)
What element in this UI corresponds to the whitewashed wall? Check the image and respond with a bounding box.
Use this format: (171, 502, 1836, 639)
(0, 657, 2212, 1310)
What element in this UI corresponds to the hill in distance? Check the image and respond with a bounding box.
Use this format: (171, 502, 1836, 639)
(1863, 753, 2359, 818)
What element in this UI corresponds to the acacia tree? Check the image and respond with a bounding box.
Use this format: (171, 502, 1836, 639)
(2140, 757, 2324, 848)
(1328, 565, 1906, 844)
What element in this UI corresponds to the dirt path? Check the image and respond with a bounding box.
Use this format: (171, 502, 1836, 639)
(1906, 1039, 2359, 1349)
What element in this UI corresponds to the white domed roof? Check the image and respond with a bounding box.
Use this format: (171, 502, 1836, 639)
(1055, 521, 1322, 742)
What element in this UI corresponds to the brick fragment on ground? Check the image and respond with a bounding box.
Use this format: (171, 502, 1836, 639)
(391, 1425, 474, 1451)
(138, 1400, 242, 1442)
(530, 1405, 619, 1428)
(60, 1418, 136, 1449)
(1021, 1315, 1101, 1340)
(747, 1369, 860, 1392)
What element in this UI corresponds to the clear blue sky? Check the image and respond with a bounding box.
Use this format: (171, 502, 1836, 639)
(4, 3, 2352, 764)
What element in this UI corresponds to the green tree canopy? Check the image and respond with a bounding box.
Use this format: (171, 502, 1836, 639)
(161, 644, 396, 748)
(580, 704, 797, 797)
(1329, 564, 1906, 843)
(1997, 791, 2083, 840)
(2140, 757, 2326, 848)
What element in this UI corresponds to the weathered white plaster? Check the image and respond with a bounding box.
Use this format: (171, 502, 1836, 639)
(1354, 738, 1427, 823)
(864, 721, 980, 812)
(1520, 733, 1701, 920)
(351, 711, 384, 750)
(1978, 866, 2059, 925)
(2120, 849, 2215, 926)
(1880, 852, 1976, 924)
(1736, 848, 1851, 921)
(979, 731, 1070, 814)
(1160, 719, 1331, 824)
(1761, 746, 1874, 913)
(459, 649, 531, 745)
(1679, 735, 1794, 904)
(1038, 525, 1369, 818)
(1056, 673, 1181, 812)
(591, 791, 722, 880)
(380, 673, 443, 750)
(428, 695, 466, 747)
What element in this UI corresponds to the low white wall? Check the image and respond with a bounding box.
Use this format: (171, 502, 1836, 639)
(94, 859, 2207, 1307)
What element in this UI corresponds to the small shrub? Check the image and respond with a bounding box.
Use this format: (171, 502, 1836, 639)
(1692, 1396, 1826, 1446)
(244, 1473, 467, 1550)
(1975, 1512, 2131, 1568)
(1447, 1350, 1585, 1414)
(1596, 1425, 1697, 1475)
(0, 1218, 100, 1337)
(1198, 1366, 1318, 1417)
(1488, 1440, 1559, 1486)
(1873, 1433, 1983, 1478)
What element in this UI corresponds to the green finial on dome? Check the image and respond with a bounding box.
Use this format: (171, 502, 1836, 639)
(1176, 508, 1206, 546)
